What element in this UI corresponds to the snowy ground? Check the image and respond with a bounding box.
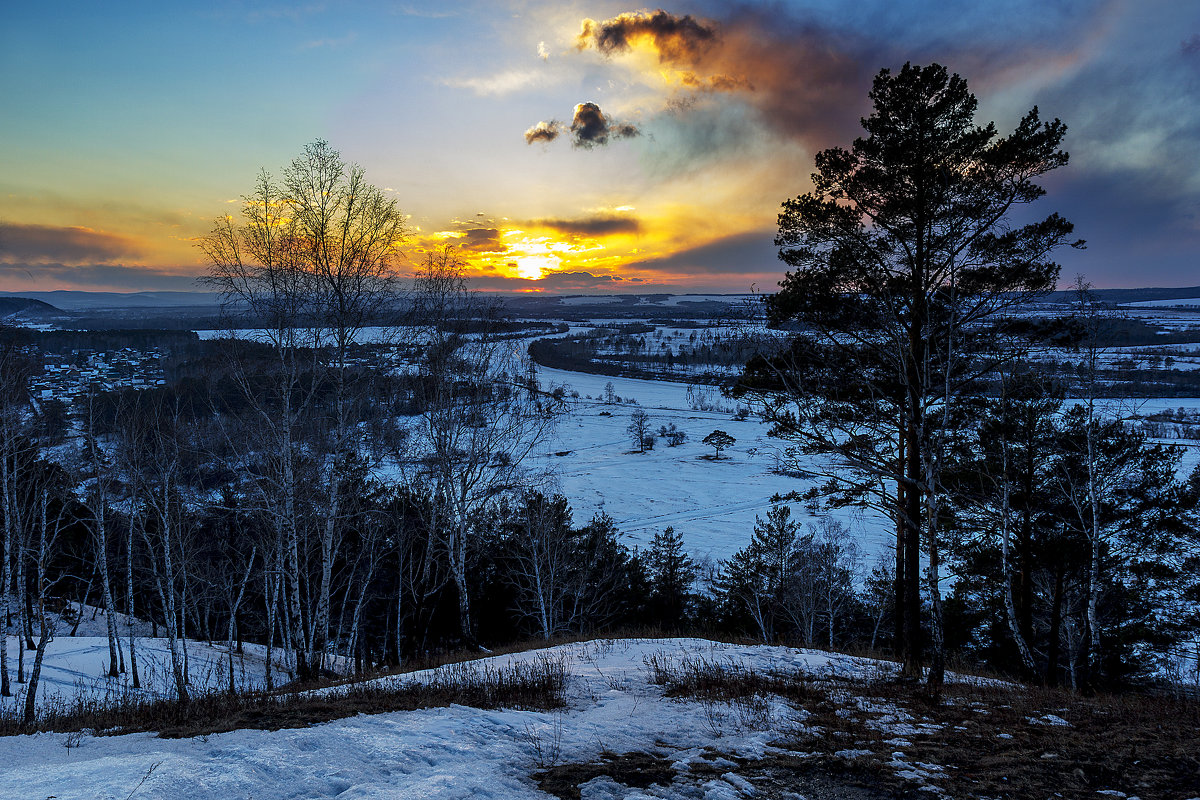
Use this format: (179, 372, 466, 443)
(0, 637, 1192, 799)
(531, 366, 891, 566)
(0, 638, 906, 800)
(531, 359, 1200, 568)
(0, 607, 285, 714)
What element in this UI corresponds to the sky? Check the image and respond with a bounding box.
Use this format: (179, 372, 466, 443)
(1, 0, 1198, 294)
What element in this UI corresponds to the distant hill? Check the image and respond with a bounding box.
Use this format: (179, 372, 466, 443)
(0, 296, 61, 318)
(1042, 286, 1200, 306)
(499, 293, 757, 319)
(0, 291, 220, 310)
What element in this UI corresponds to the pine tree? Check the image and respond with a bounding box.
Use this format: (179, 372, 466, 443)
(646, 526, 697, 630)
(738, 63, 1081, 686)
(717, 505, 811, 643)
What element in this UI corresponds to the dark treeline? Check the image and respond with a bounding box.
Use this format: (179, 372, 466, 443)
(530, 325, 761, 385)
(0, 328, 203, 356)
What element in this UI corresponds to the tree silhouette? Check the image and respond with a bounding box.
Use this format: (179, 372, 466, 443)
(737, 63, 1081, 687)
(702, 429, 735, 459)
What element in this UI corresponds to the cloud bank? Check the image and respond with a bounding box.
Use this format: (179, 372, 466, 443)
(0, 222, 143, 265)
(529, 215, 642, 236)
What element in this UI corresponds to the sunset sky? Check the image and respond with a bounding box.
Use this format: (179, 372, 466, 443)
(2, 1, 1198, 294)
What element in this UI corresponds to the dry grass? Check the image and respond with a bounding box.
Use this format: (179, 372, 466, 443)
(534, 750, 677, 800)
(644, 653, 822, 705)
(0, 657, 566, 739)
(643, 656, 1200, 800)
(879, 682, 1200, 799)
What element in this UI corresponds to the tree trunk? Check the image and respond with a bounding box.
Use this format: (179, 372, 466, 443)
(1084, 404, 1102, 690)
(95, 505, 122, 679)
(312, 484, 339, 675)
(126, 508, 140, 690)
(24, 488, 54, 728)
(0, 446, 12, 698)
(282, 459, 310, 681)
(1047, 562, 1064, 687)
(226, 546, 255, 694)
(893, 481, 906, 658)
(452, 524, 473, 644)
(1001, 438, 1037, 674)
(925, 464, 946, 691)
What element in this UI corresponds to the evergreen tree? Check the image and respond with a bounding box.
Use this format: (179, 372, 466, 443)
(738, 63, 1081, 686)
(717, 505, 812, 643)
(645, 526, 697, 630)
(702, 430, 735, 459)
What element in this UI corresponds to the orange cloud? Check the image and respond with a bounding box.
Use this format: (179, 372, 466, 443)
(577, 10, 717, 64)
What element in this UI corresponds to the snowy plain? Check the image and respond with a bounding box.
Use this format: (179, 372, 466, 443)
(0, 637, 916, 800)
(529, 365, 891, 567)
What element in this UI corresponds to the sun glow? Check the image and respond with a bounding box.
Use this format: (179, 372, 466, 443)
(513, 254, 558, 280)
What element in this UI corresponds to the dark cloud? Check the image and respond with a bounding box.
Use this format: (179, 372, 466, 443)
(1182, 34, 1200, 56)
(458, 228, 507, 252)
(0, 262, 203, 292)
(575, 8, 870, 148)
(526, 103, 639, 148)
(574, 6, 1123, 154)
(464, 270, 659, 292)
(578, 9, 717, 63)
(626, 230, 779, 277)
(678, 71, 753, 92)
(0, 222, 142, 265)
(570, 102, 639, 148)
(529, 215, 642, 236)
(524, 120, 561, 144)
(535, 270, 630, 290)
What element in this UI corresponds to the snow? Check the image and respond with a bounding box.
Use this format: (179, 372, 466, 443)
(531, 348, 1200, 568)
(0, 605, 305, 718)
(531, 366, 891, 565)
(0, 638, 892, 800)
(0, 632, 280, 713)
(1026, 713, 1071, 727)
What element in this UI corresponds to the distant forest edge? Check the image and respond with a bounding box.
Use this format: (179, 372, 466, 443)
(528, 323, 758, 386)
(529, 316, 1200, 397)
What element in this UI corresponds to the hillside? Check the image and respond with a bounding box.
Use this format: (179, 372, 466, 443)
(0, 296, 60, 319)
(0, 637, 1193, 799)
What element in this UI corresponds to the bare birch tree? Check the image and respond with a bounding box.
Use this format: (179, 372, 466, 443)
(406, 246, 564, 643)
(199, 139, 406, 678)
(0, 332, 36, 698)
(79, 389, 124, 678)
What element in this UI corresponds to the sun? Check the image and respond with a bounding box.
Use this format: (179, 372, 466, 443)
(513, 254, 557, 280)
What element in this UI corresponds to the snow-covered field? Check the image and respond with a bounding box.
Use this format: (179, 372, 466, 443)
(530, 359, 1200, 567)
(0, 636, 276, 712)
(0, 637, 911, 800)
(531, 366, 890, 566)
(1119, 298, 1200, 308)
